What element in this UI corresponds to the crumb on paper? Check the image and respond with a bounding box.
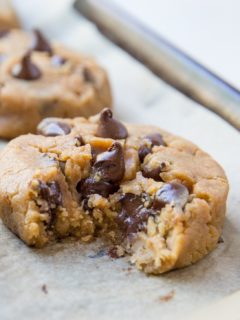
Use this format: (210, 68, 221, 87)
(41, 284, 48, 294)
(159, 290, 175, 302)
(108, 245, 125, 259)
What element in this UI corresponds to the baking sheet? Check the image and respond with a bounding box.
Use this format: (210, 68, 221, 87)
(1, 2, 240, 319)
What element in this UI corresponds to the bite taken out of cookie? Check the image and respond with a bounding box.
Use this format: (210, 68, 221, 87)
(0, 109, 228, 274)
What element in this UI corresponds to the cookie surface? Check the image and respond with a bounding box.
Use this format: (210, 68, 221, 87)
(0, 29, 112, 138)
(0, 109, 228, 274)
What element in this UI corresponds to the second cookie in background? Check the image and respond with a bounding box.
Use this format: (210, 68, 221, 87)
(0, 29, 112, 138)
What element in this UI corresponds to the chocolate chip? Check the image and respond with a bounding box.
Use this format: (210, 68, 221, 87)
(39, 181, 62, 207)
(77, 143, 125, 198)
(77, 177, 117, 198)
(96, 108, 128, 140)
(0, 29, 9, 38)
(51, 55, 66, 66)
(138, 133, 165, 163)
(117, 193, 155, 235)
(37, 120, 71, 136)
(145, 133, 165, 147)
(83, 67, 95, 83)
(31, 29, 52, 55)
(93, 142, 125, 183)
(38, 181, 62, 226)
(12, 52, 41, 81)
(138, 145, 151, 162)
(142, 166, 163, 181)
(74, 135, 84, 146)
(153, 182, 189, 210)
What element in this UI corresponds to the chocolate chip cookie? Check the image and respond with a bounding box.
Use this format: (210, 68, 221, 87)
(0, 0, 20, 31)
(0, 29, 112, 138)
(0, 109, 228, 274)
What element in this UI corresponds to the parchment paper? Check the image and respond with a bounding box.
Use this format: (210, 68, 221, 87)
(0, 2, 240, 319)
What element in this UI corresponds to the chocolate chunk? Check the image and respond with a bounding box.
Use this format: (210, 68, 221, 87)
(142, 166, 163, 181)
(39, 181, 62, 208)
(138, 133, 165, 163)
(31, 29, 52, 55)
(83, 67, 95, 83)
(38, 181, 62, 226)
(96, 108, 128, 139)
(74, 135, 84, 146)
(145, 133, 165, 147)
(117, 193, 155, 235)
(51, 55, 66, 66)
(12, 52, 41, 81)
(77, 177, 117, 198)
(153, 182, 189, 210)
(37, 120, 71, 136)
(93, 142, 125, 183)
(138, 145, 151, 162)
(0, 29, 9, 38)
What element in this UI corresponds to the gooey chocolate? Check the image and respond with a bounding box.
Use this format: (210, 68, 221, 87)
(153, 182, 189, 209)
(96, 108, 128, 140)
(38, 180, 62, 227)
(117, 193, 155, 236)
(77, 142, 125, 198)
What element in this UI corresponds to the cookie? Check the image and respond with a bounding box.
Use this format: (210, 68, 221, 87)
(0, 0, 20, 30)
(0, 109, 228, 274)
(0, 29, 112, 138)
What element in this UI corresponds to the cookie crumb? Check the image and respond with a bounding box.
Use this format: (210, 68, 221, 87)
(108, 245, 125, 259)
(41, 284, 48, 294)
(159, 290, 175, 302)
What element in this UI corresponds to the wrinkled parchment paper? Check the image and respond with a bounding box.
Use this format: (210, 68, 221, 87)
(0, 2, 240, 319)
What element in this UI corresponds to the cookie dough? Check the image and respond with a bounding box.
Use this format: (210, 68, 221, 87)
(0, 0, 20, 30)
(0, 109, 228, 274)
(0, 29, 112, 138)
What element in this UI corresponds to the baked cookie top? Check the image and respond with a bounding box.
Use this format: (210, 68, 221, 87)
(0, 29, 112, 138)
(0, 109, 228, 274)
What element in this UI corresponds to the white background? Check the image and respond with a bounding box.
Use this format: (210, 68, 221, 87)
(112, 0, 240, 89)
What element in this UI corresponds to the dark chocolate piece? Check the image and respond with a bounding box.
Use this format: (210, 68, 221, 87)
(145, 133, 165, 147)
(138, 145, 152, 162)
(153, 182, 189, 209)
(93, 142, 125, 183)
(117, 193, 155, 235)
(31, 29, 52, 55)
(96, 108, 128, 139)
(38, 181, 62, 226)
(83, 67, 95, 83)
(37, 121, 71, 136)
(12, 52, 41, 81)
(138, 133, 165, 163)
(77, 177, 117, 198)
(142, 166, 163, 181)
